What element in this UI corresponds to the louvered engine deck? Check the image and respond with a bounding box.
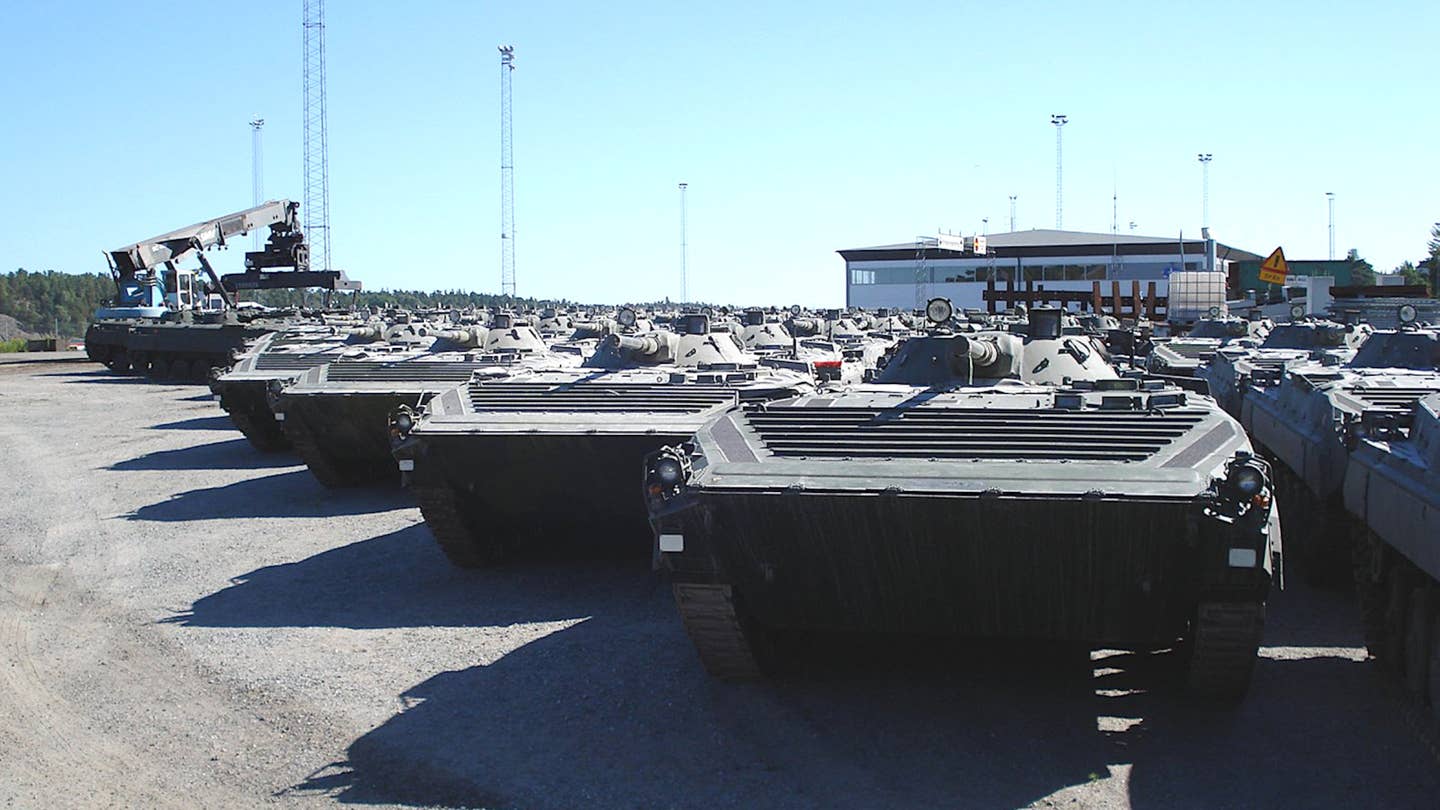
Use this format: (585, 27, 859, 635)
(741, 406, 1208, 462)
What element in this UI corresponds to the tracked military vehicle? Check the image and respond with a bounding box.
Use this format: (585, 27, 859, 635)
(276, 314, 577, 487)
(391, 312, 814, 567)
(1199, 312, 1370, 418)
(85, 200, 361, 381)
(1245, 312, 1439, 583)
(1146, 315, 1265, 378)
(1346, 390, 1440, 708)
(647, 301, 1279, 700)
(210, 318, 381, 452)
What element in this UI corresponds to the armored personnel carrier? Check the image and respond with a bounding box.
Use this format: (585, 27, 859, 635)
(1346, 390, 1440, 706)
(210, 318, 382, 451)
(1146, 315, 1265, 378)
(1199, 313, 1369, 418)
(647, 302, 1279, 700)
(1244, 314, 1439, 584)
(390, 312, 814, 567)
(276, 314, 576, 487)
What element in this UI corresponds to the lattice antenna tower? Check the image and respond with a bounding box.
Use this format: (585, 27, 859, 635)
(302, 0, 330, 273)
(499, 45, 517, 296)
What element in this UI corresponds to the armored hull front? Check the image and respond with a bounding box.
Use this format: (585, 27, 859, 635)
(277, 358, 502, 487)
(647, 316, 1279, 698)
(398, 377, 755, 565)
(212, 326, 371, 452)
(655, 389, 1274, 641)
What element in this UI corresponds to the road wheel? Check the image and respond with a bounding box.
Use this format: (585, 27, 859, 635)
(1186, 601, 1265, 701)
(130, 351, 150, 376)
(1405, 586, 1434, 700)
(673, 583, 772, 681)
(105, 350, 131, 373)
(169, 359, 191, 382)
(414, 484, 506, 568)
(1383, 565, 1413, 673)
(1354, 528, 1388, 660)
(1428, 609, 1440, 723)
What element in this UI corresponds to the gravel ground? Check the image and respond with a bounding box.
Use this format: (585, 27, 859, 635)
(1, 361, 1437, 808)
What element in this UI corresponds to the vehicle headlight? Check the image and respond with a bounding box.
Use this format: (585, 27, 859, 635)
(1228, 465, 1264, 497)
(646, 446, 693, 504)
(389, 406, 416, 439)
(655, 458, 683, 486)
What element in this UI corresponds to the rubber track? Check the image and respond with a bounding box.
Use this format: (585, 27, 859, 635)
(1187, 601, 1265, 699)
(412, 485, 505, 568)
(227, 409, 292, 453)
(283, 417, 352, 488)
(672, 583, 764, 681)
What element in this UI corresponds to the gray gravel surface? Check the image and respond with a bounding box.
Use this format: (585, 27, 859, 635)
(1, 361, 1437, 808)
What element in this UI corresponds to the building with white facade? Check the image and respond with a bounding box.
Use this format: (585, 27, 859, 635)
(841, 229, 1261, 311)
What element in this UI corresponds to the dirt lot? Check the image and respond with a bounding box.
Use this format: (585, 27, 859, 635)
(2, 360, 1438, 808)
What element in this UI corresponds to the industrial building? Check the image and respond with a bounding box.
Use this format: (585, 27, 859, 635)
(841, 229, 1262, 311)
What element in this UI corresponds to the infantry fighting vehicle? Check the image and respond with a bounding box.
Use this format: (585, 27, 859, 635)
(1347, 390, 1440, 710)
(84, 200, 361, 381)
(1244, 310, 1438, 584)
(1199, 310, 1370, 418)
(647, 301, 1279, 699)
(210, 318, 382, 451)
(390, 312, 814, 567)
(276, 314, 576, 487)
(1146, 314, 1266, 378)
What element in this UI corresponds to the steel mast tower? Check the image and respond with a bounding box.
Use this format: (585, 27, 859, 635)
(1051, 114, 1068, 229)
(302, 0, 330, 273)
(499, 45, 516, 296)
(250, 117, 265, 250)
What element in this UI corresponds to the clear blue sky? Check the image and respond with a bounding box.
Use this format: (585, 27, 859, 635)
(2, 0, 1435, 305)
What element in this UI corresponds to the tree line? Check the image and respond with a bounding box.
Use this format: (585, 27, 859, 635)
(0, 269, 116, 339)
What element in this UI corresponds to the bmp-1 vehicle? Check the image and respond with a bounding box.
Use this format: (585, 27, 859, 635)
(211, 318, 380, 451)
(1347, 390, 1440, 710)
(1200, 312, 1370, 418)
(276, 315, 576, 486)
(391, 312, 813, 567)
(1246, 311, 1440, 583)
(647, 301, 1280, 700)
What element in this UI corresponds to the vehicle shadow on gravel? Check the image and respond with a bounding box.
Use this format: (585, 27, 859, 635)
(167, 524, 647, 629)
(152, 415, 235, 431)
(111, 438, 297, 471)
(288, 598, 1440, 809)
(42, 370, 152, 384)
(129, 469, 410, 522)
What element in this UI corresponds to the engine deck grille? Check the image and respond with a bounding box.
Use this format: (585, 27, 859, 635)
(468, 382, 738, 413)
(325, 361, 483, 382)
(744, 406, 1209, 461)
(1343, 386, 1440, 410)
(254, 353, 338, 371)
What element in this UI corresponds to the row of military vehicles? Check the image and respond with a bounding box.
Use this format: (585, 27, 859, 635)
(83, 202, 1439, 711)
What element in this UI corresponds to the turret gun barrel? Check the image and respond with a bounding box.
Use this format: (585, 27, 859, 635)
(607, 333, 664, 356)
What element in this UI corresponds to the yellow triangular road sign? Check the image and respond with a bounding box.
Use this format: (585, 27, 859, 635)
(1258, 246, 1288, 285)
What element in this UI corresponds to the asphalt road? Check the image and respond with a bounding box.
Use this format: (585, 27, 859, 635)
(1, 361, 1437, 808)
